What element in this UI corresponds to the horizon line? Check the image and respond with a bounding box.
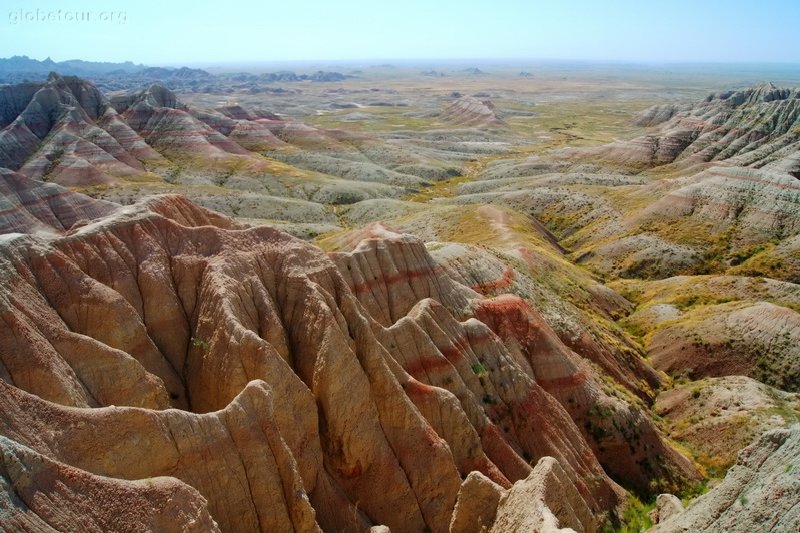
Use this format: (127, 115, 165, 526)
(4, 54, 800, 69)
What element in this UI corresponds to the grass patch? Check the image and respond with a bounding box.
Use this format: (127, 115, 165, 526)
(471, 361, 488, 377)
(615, 494, 655, 533)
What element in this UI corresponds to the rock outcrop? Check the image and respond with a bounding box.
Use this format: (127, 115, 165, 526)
(648, 494, 684, 525)
(0, 75, 315, 187)
(0, 380, 323, 533)
(490, 456, 596, 532)
(327, 227, 698, 494)
(442, 96, 505, 127)
(112, 84, 281, 160)
(601, 83, 800, 174)
(650, 425, 800, 532)
(0, 73, 160, 185)
(0, 189, 652, 531)
(0, 435, 220, 533)
(449, 471, 504, 533)
(0, 169, 117, 234)
(450, 457, 606, 533)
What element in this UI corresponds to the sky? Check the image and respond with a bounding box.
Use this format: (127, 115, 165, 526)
(2, 0, 798, 66)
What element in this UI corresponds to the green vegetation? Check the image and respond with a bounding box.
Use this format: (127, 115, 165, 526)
(191, 337, 210, 350)
(615, 494, 655, 533)
(672, 293, 734, 311)
(306, 105, 441, 133)
(680, 479, 709, 505)
(506, 99, 659, 152)
(471, 361, 488, 377)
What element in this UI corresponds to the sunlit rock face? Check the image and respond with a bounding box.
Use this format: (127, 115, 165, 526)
(0, 75, 295, 187)
(651, 425, 800, 533)
(0, 179, 706, 531)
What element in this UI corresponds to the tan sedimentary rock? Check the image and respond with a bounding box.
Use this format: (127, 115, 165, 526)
(441, 97, 505, 127)
(655, 376, 800, 471)
(0, 435, 220, 533)
(0, 185, 721, 531)
(451, 457, 615, 533)
(0, 191, 638, 530)
(491, 456, 596, 533)
(0, 169, 118, 234)
(647, 494, 684, 525)
(0, 380, 322, 533)
(449, 471, 505, 533)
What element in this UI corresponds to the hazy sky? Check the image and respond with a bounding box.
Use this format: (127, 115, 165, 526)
(2, 0, 798, 65)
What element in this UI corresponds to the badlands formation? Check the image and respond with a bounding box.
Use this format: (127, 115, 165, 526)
(1, 65, 799, 531)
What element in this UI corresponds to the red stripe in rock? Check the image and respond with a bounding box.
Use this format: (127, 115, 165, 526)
(0, 190, 74, 218)
(350, 265, 444, 294)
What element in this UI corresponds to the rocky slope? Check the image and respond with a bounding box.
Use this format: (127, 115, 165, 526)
(429, 86, 800, 408)
(655, 376, 800, 474)
(318, 211, 702, 494)
(0, 435, 220, 532)
(2, 186, 604, 531)
(0, 73, 161, 185)
(0, 74, 279, 185)
(0, 177, 710, 530)
(603, 83, 800, 172)
(450, 458, 598, 533)
(441, 96, 505, 127)
(613, 275, 800, 392)
(646, 301, 800, 391)
(650, 425, 800, 533)
(0, 72, 295, 185)
(0, 74, 501, 233)
(599, 84, 800, 279)
(449, 84, 800, 283)
(0, 168, 118, 234)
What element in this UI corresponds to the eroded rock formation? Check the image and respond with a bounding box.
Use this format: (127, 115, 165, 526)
(0, 75, 315, 186)
(0, 185, 668, 531)
(603, 83, 800, 173)
(650, 425, 800, 533)
(441, 96, 505, 127)
(0, 435, 220, 533)
(0, 168, 118, 234)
